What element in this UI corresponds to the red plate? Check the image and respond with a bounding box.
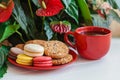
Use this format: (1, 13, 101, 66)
(8, 49, 78, 70)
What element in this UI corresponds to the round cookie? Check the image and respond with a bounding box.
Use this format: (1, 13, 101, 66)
(25, 40, 46, 47)
(44, 40, 69, 58)
(52, 54, 73, 65)
(15, 44, 25, 50)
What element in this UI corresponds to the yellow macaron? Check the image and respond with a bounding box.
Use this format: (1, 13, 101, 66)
(16, 54, 33, 66)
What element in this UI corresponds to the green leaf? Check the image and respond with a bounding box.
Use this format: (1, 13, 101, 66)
(107, 10, 120, 23)
(92, 14, 110, 28)
(0, 21, 10, 38)
(25, 15, 38, 39)
(13, 0, 39, 39)
(32, 0, 40, 7)
(114, 0, 120, 9)
(62, 21, 71, 27)
(0, 0, 8, 3)
(0, 63, 8, 79)
(44, 20, 53, 40)
(0, 46, 9, 68)
(0, 49, 4, 69)
(12, 0, 28, 35)
(92, 9, 120, 28)
(76, 0, 93, 25)
(62, 0, 71, 8)
(0, 45, 10, 79)
(0, 24, 20, 42)
(106, 0, 119, 9)
(62, 0, 79, 24)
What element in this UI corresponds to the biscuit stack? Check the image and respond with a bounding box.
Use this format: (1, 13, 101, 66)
(44, 40, 73, 65)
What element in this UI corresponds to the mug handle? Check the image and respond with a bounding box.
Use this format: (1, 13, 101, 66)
(64, 31, 76, 49)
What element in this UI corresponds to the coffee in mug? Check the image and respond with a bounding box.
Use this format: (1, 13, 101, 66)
(64, 26, 111, 60)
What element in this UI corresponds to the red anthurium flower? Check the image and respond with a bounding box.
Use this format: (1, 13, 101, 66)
(50, 21, 71, 34)
(0, 0, 14, 23)
(36, 0, 64, 16)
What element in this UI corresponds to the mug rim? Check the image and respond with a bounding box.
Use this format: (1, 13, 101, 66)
(75, 26, 111, 36)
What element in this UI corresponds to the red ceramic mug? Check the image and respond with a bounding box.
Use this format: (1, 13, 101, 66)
(64, 26, 111, 60)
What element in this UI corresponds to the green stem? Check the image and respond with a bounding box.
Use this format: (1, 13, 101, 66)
(28, 0, 34, 18)
(41, 16, 45, 33)
(76, 0, 93, 25)
(52, 33, 58, 40)
(16, 31, 25, 43)
(58, 10, 64, 19)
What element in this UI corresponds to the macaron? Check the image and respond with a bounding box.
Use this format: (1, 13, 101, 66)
(33, 56, 52, 61)
(11, 47, 24, 54)
(8, 47, 24, 60)
(33, 56, 52, 67)
(34, 60, 52, 64)
(8, 52, 17, 60)
(16, 54, 33, 66)
(33, 63, 52, 67)
(24, 50, 44, 57)
(24, 44, 44, 57)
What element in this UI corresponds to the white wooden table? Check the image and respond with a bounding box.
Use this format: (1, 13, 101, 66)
(2, 38, 120, 80)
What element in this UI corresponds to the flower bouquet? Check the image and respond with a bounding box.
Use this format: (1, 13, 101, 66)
(0, 0, 93, 46)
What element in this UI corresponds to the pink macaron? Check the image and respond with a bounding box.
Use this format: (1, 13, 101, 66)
(33, 56, 52, 67)
(8, 47, 24, 60)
